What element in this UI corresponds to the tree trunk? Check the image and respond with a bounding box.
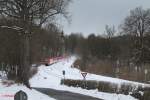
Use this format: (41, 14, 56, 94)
(23, 34, 31, 88)
(18, 33, 31, 88)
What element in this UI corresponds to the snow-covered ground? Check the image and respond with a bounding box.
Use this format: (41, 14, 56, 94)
(0, 80, 55, 100)
(0, 56, 149, 100)
(30, 56, 150, 100)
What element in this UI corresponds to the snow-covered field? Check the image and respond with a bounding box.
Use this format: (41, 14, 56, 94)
(30, 56, 150, 100)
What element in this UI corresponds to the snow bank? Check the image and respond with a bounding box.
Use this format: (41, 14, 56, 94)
(0, 81, 55, 100)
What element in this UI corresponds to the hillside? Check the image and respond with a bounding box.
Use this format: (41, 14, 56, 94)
(30, 56, 150, 100)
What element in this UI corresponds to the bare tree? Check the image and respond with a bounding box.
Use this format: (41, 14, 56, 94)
(122, 7, 150, 65)
(0, 0, 71, 88)
(105, 25, 116, 39)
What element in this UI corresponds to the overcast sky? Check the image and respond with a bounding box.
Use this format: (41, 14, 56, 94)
(62, 0, 150, 36)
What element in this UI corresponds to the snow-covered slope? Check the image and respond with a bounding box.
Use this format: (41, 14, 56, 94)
(30, 56, 150, 100)
(0, 80, 55, 100)
(30, 56, 149, 87)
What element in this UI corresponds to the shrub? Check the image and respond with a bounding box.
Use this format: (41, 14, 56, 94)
(86, 80, 98, 90)
(61, 79, 145, 95)
(61, 79, 87, 89)
(142, 90, 150, 100)
(130, 91, 143, 100)
(119, 83, 135, 95)
(97, 82, 118, 93)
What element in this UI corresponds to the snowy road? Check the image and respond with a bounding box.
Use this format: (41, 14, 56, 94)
(34, 88, 103, 100)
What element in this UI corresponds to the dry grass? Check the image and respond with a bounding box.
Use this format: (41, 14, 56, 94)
(74, 59, 150, 83)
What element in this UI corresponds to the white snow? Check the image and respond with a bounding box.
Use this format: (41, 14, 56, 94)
(0, 81, 55, 100)
(30, 56, 150, 100)
(0, 55, 149, 100)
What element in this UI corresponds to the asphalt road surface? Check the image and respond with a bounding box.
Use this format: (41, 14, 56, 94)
(34, 88, 103, 100)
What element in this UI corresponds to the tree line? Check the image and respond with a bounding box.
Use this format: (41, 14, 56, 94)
(0, 0, 71, 88)
(65, 7, 150, 72)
